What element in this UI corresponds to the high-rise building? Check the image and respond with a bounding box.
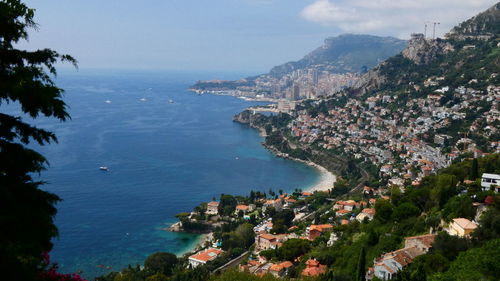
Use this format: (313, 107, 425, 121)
(293, 84, 300, 101)
(312, 69, 319, 85)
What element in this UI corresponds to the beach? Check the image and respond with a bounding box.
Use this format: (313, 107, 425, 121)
(288, 158, 336, 193)
(262, 143, 337, 193)
(173, 159, 335, 259)
(305, 161, 337, 192)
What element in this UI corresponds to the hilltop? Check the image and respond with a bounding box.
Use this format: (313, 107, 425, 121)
(268, 34, 407, 78)
(447, 2, 500, 39)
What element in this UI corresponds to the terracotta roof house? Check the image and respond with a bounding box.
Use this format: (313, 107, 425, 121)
(363, 186, 374, 194)
(371, 247, 421, 280)
(343, 200, 357, 211)
(269, 261, 293, 277)
(333, 201, 345, 210)
(255, 233, 288, 251)
(404, 234, 435, 253)
(301, 258, 327, 277)
(235, 204, 255, 215)
(336, 209, 350, 217)
(206, 201, 219, 215)
(447, 218, 478, 237)
(307, 224, 333, 240)
(369, 234, 436, 280)
(263, 199, 283, 212)
(356, 208, 376, 222)
(188, 248, 224, 268)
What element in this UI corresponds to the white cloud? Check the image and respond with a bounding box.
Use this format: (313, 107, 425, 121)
(301, 0, 498, 38)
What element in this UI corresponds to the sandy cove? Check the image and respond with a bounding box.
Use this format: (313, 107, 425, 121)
(262, 144, 337, 193)
(290, 158, 336, 193)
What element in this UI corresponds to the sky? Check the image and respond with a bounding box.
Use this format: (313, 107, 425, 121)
(20, 0, 498, 73)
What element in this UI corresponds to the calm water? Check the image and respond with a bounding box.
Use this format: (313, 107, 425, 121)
(21, 70, 321, 279)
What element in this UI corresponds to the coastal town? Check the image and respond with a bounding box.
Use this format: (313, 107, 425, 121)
(163, 12, 500, 281)
(96, 3, 500, 281)
(287, 82, 500, 188)
(175, 160, 497, 280)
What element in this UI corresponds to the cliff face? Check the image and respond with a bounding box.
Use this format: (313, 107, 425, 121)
(351, 66, 387, 94)
(233, 110, 266, 128)
(402, 37, 454, 65)
(352, 35, 454, 93)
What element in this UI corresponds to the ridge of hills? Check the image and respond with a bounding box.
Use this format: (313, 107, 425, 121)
(190, 34, 407, 98)
(268, 34, 407, 78)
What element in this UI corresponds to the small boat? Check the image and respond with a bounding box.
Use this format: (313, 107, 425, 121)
(235, 157, 239, 160)
(139, 98, 147, 102)
(99, 166, 109, 171)
(168, 99, 174, 103)
(105, 100, 112, 104)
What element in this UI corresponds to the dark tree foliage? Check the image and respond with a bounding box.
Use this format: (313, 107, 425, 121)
(432, 232, 469, 261)
(391, 202, 420, 222)
(469, 158, 479, 180)
(277, 238, 311, 261)
(0, 0, 76, 280)
(218, 194, 237, 216)
(355, 247, 365, 281)
(432, 239, 500, 281)
(144, 252, 178, 276)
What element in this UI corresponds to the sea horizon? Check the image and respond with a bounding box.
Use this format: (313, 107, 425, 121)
(16, 69, 327, 279)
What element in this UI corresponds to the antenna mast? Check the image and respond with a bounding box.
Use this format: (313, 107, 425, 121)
(433, 22, 440, 39)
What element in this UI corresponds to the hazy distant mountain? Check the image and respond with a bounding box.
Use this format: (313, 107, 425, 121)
(268, 34, 407, 77)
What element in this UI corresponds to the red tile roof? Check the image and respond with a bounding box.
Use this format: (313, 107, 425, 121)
(207, 201, 219, 207)
(189, 248, 224, 263)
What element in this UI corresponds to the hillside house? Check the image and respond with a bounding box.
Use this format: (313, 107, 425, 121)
(306, 224, 334, 240)
(263, 199, 283, 212)
(447, 218, 478, 237)
(188, 248, 224, 268)
(301, 259, 327, 277)
(369, 234, 435, 280)
(255, 233, 288, 251)
(356, 208, 376, 222)
(234, 204, 255, 215)
(269, 261, 293, 277)
(206, 201, 219, 215)
(481, 173, 500, 191)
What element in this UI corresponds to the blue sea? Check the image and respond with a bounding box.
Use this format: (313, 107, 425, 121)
(19, 69, 321, 279)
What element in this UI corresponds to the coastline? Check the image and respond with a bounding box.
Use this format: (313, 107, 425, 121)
(176, 232, 213, 257)
(303, 160, 337, 193)
(263, 144, 336, 193)
(170, 156, 334, 258)
(172, 96, 335, 258)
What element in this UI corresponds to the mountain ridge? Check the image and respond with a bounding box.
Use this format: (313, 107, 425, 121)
(268, 34, 407, 78)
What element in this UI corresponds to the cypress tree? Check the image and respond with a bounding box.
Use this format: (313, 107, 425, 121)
(356, 247, 366, 281)
(470, 158, 479, 180)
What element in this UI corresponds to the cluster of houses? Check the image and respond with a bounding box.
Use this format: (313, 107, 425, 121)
(367, 234, 436, 280)
(365, 216, 480, 280)
(333, 198, 377, 223)
(288, 83, 500, 187)
(184, 167, 497, 279)
(239, 257, 327, 278)
(367, 215, 481, 281)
